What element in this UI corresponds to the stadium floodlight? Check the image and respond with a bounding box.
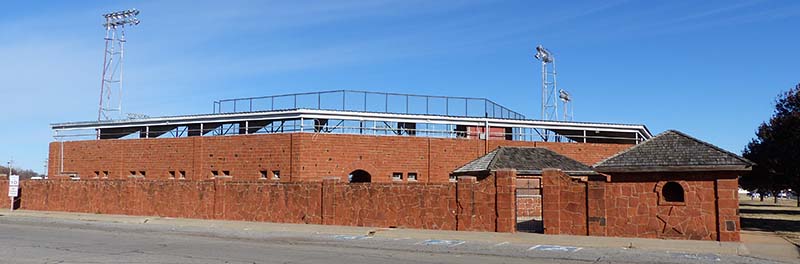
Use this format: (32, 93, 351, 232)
(102, 9, 140, 29)
(103, 9, 139, 19)
(559, 89, 573, 122)
(534, 45, 553, 64)
(559, 89, 571, 102)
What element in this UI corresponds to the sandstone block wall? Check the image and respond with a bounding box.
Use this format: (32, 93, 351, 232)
(541, 169, 588, 236)
(219, 181, 323, 224)
(329, 181, 457, 229)
(715, 178, 741, 241)
(454, 170, 517, 233)
(0, 173, 515, 232)
(541, 169, 742, 242)
(605, 172, 740, 241)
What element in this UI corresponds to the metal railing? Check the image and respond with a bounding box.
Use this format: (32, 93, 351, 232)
(212, 90, 526, 120)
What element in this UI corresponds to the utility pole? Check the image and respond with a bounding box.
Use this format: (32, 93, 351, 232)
(8, 159, 13, 211)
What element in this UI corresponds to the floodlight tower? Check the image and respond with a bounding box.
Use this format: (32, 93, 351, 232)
(534, 44, 558, 141)
(534, 45, 558, 122)
(97, 9, 140, 121)
(559, 89, 573, 121)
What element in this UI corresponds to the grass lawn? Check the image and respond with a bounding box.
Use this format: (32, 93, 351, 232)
(740, 195, 800, 246)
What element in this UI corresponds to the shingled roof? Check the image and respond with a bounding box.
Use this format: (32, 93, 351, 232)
(593, 130, 754, 173)
(452, 147, 597, 176)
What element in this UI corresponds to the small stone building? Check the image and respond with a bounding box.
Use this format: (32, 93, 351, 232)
(452, 130, 753, 241)
(593, 130, 753, 241)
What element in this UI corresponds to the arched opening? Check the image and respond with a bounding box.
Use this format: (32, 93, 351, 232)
(348, 169, 371, 183)
(662, 181, 685, 202)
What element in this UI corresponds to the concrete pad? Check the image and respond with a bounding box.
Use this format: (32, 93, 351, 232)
(741, 231, 800, 263)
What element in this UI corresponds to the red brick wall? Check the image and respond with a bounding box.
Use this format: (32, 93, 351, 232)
(49, 133, 631, 183)
(48, 135, 293, 181)
(515, 177, 542, 218)
(0, 180, 7, 208)
(516, 197, 542, 217)
(292, 134, 434, 182)
(483, 141, 631, 166)
(200, 134, 293, 181)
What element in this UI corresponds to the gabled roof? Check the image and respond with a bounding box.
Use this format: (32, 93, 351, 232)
(452, 147, 597, 176)
(593, 130, 754, 173)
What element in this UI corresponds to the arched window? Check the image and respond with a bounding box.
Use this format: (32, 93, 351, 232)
(662, 181, 685, 203)
(349, 170, 371, 183)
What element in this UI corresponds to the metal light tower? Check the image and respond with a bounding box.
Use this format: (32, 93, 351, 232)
(97, 9, 140, 121)
(534, 45, 558, 121)
(534, 44, 559, 141)
(559, 89, 573, 121)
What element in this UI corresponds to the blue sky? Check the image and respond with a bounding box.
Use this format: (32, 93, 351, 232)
(1, 0, 798, 173)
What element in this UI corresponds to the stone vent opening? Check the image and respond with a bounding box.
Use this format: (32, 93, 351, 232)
(662, 181, 685, 203)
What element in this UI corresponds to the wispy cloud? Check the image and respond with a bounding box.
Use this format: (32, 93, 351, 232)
(602, 1, 800, 38)
(126, 0, 635, 82)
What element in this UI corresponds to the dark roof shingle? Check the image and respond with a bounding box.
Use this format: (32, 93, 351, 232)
(452, 147, 596, 175)
(593, 130, 753, 172)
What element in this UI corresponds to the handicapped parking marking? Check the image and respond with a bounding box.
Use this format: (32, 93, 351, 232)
(528, 244, 582, 252)
(419, 239, 465, 247)
(493, 241, 510, 247)
(669, 252, 720, 262)
(332, 235, 372, 240)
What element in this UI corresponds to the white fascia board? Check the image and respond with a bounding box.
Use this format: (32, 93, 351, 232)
(298, 109, 648, 135)
(51, 111, 306, 131)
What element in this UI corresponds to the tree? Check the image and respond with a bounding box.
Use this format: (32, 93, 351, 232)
(742, 83, 800, 206)
(0, 165, 43, 180)
(741, 129, 788, 202)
